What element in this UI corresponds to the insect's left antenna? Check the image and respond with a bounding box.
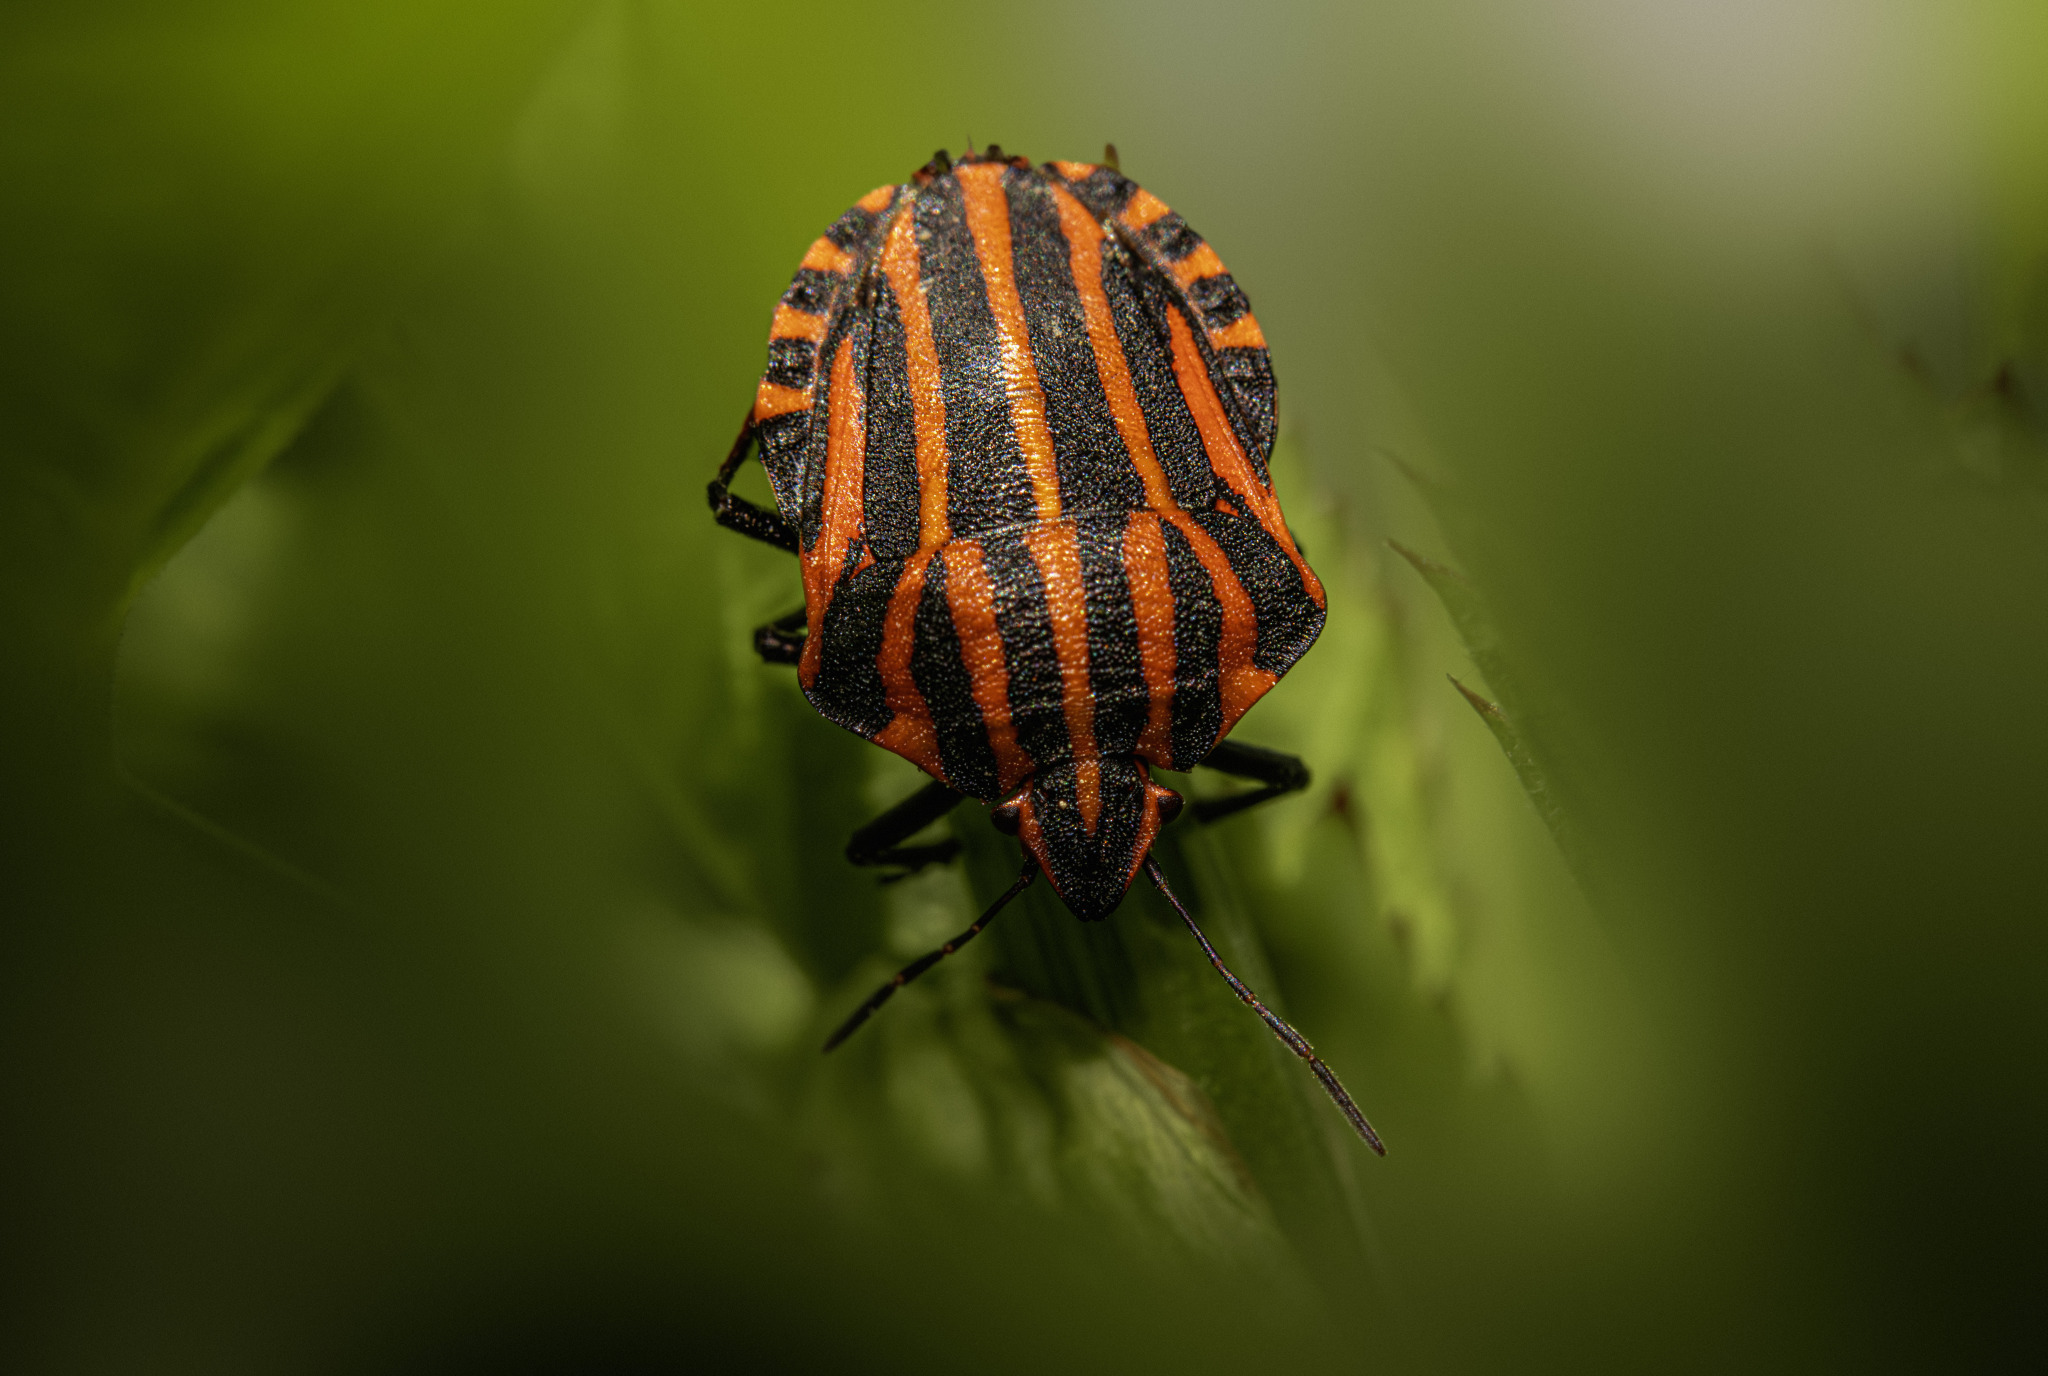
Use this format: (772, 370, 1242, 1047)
(1144, 856, 1386, 1155)
(823, 859, 1040, 1052)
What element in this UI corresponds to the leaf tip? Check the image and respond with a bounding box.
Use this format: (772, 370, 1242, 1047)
(1386, 537, 1467, 584)
(1376, 445, 1449, 496)
(1447, 674, 1505, 721)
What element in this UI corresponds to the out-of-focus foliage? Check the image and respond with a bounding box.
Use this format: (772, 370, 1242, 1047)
(4, 2, 2047, 1372)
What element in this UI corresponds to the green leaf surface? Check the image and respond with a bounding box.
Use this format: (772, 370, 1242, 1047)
(9, 3, 2048, 1372)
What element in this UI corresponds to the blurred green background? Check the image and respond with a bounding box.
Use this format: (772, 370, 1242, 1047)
(4, 2, 2046, 1371)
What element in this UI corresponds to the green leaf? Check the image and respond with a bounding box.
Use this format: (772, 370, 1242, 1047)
(1387, 537, 1592, 883)
(0, 1, 591, 781)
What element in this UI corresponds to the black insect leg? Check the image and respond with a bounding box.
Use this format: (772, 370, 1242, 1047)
(845, 778, 967, 882)
(716, 416, 809, 664)
(753, 607, 806, 665)
(1192, 738, 1311, 825)
(706, 413, 799, 554)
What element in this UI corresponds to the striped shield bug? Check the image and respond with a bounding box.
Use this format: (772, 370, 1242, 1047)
(709, 146, 1382, 1154)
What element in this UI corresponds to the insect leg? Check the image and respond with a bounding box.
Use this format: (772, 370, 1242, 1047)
(823, 860, 1039, 1051)
(1191, 738, 1311, 824)
(1144, 856, 1384, 1154)
(752, 607, 806, 665)
(845, 778, 967, 881)
(707, 413, 799, 553)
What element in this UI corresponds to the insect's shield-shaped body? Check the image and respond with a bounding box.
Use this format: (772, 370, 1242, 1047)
(747, 148, 1324, 921)
(716, 148, 1383, 1154)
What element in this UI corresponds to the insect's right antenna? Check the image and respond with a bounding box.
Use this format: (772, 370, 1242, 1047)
(1145, 856, 1386, 1155)
(823, 859, 1040, 1052)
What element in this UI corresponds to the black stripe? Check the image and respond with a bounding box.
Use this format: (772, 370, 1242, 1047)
(1029, 756, 1148, 921)
(1075, 514, 1146, 758)
(1147, 212, 1202, 261)
(781, 267, 841, 314)
(754, 410, 811, 523)
(807, 540, 897, 741)
(1189, 509, 1322, 678)
(916, 175, 1035, 536)
(1185, 272, 1252, 328)
(909, 550, 1001, 798)
(1160, 520, 1223, 769)
(980, 530, 1070, 771)
(763, 337, 816, 390)
(1101, 242, 1216, 514)
(1006, 169, 1147, 517)
(826, 192, 892, 249)
(1051, 165, 1136, 220)
(860, 275, 921, 563)
(1212, 345, 1277, 470)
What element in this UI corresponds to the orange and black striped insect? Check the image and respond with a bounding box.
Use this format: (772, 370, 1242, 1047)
(709, 146, 1382, 1153)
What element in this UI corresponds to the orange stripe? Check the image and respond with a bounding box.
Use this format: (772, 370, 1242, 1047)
(1178, 521, 1271, 740)
(751, 381, 811, 419)
(1051, 160, 1096, 182)
(957, 163, 1063, 522)
(1163, 305, 1325, 611)
(1123, 513, 1177, 767)
(1074, 757, 1101, 835)
(872, 548, 944, 778)
(1130, 765, 1169, 881)
(799, 337, 870, 688)
(1048, 184, 1178, 514)
(1050, 182, 1275, 749)
(1170, 245, 1226, 284)
(880, 207, 951, 549)
(867, 190, 950, 782)
(770, 304, 827, 343)
(1121, 188, 1172, 228)
(800, 237, 853, 273)
(858, 184, 895, 213)
(945, 541, 1031, 792)
(1023, 522, 1102, 831)
(1207, 315, 1266, 350)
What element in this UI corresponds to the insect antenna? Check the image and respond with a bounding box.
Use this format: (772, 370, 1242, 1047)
(822, 859, 1040, 1052)
(1144, 856, 1386, 1155)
